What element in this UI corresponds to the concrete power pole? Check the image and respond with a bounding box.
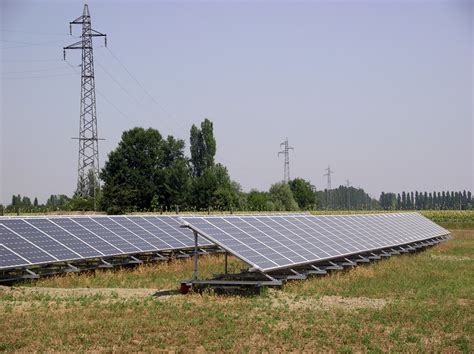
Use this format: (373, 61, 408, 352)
(64, 4, 107, 203)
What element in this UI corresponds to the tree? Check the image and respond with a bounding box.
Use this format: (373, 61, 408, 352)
(21, 196, 31, 207)
(86, 169, 100, 199)
(188, 119, 237, 210)
(190, 163, 237, 210)
(11, 194, 21, 207)
(190, 119, 216, 177)
(100, 127, 191, 213)
(33, 197, 38, 207)
(379, 192, 397, 210)
(247, 190, 271, 211)
(269, 182, 299, 211)
(288, 178, 317, 210)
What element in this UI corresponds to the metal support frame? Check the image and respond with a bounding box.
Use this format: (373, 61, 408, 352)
(129, 256, 142, 264)
(153, 252, 168, 261)
(180, 235, 449, 294)
(193, 231, 199, 281)
(342, 258, 357, 266)
(177, 250, 191, 258)
(24, 269, 39, 279)
(1, 245, 225, 284)
(327, 261, 344, 270)
(99, 259, 113, 268)
(224, 252, 228, 275)
(66, 263, 80, 273)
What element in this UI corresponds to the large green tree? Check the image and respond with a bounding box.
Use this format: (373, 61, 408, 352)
(190, 119, 216, 177)
(100, 127, 190, 213)
(288, 178, 317, 210)
(189, 119, 237, 210)
(247, 190, 272, 211)
(269, 182, 299, 211)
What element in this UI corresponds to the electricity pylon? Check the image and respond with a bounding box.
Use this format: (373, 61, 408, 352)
(64, 4, 106, 200)
(278, 138, 294, 183)
(324, 165, 334, 209)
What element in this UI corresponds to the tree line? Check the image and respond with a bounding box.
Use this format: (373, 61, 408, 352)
(379, 191, 473, 210)
(1, 119, 472, 214)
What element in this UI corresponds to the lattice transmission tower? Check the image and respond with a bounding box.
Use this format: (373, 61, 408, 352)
(278, 138, 294, 183)
(64, 4, 107, 199)
(324, 165, 334, 208)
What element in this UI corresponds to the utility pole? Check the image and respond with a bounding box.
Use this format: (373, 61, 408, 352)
(64, 4, 106, 205)
(278, 138, 294, 183)
(323, 165, 334, 209)
(346, 179, 351, 210)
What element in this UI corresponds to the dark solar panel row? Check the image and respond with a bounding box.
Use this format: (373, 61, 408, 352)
(182, 212, 450, 272)
(0, 215, 211, 270)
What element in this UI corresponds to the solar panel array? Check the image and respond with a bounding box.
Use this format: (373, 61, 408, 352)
(182, 212, 449, 272)
(0, 215, 212, 271)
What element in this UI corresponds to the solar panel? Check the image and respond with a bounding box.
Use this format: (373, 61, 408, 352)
(0, 215, 213, 271)
(0, 244, 30, 269)
(181, 213, 450, 272)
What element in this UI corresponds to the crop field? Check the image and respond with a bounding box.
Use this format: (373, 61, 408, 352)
(0, 218, 473, 351)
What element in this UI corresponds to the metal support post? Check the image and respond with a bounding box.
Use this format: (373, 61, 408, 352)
(224, 251, 228, 275)
(193, 231, 199, 280)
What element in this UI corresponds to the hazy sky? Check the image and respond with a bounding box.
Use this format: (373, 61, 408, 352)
(1, 0, 473, 204)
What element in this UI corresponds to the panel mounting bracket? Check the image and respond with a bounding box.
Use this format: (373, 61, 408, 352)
(23, 269, 40, 279)
(66, 263, 80, 272)
(99, 259, 113, 268)
(129, 256, 142, 264)
(327, 261, 344, 270)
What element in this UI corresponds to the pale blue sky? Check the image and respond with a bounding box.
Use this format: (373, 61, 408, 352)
(1, 0, 473, 204)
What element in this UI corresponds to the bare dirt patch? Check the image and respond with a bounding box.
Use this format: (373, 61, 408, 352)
(3, 286, 157, 299)
(430, 255, 472, 261)
(456, 298, 472, 307)
(269, 290, 389, 311)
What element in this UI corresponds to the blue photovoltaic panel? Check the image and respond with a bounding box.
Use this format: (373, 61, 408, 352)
(112, 217, 175, 250)
(0, 244, 30, 268)
(0, 224, 55, 264)
(182, 212, 450, 272)
(25, 219, 102, 258)
(134, 216, 189, 249)
(0, 213, 331, 272)
(0, 215, 213, 271)
(51, 218, 121, 256)
(71, 217, 141, 254)
(0, 219, 80, 262)
(90, 217, 156, 252)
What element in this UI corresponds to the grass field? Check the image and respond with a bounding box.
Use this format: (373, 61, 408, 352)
(0, 226, 472, 351)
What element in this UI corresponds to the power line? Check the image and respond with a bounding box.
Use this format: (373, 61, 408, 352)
(64, 60, 133, 122)
(0, 39, 66, 49)
(95, 59, 141, 105)
(0, 29, 71, 36)
(104, 47, 188, 136)
(0, 59, 63, 63)
(1, 66, 71, 75)
(1, 72, 77, 80)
